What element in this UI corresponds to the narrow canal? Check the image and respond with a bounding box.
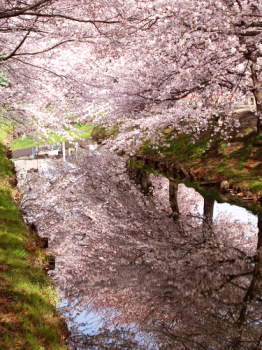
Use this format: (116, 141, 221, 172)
(14, 145, 261, 350)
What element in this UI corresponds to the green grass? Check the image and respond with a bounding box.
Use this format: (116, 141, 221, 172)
(10, 136, 39, 150)
(0, 122, 12, 144)
(133, 129, 262, 216)
(70, 124, 93, 139)
(10, 123, 93, 150)
(91, 124, 120, 143)
(140, 133, 209, 164)
(0, 131, 67, 349)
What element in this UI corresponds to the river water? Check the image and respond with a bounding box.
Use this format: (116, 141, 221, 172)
(14, 146, 261, 350)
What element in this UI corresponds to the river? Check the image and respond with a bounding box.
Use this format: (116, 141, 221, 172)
(14, 145, 261, 350)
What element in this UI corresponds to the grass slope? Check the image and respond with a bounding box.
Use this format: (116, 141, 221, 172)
(10, 124, 93, 150)
(132, 130, 262, 215)
(0, 132, 67, 350)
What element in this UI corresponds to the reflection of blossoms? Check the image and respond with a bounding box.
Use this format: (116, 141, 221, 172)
(214, 214, 258, 256)
(16, 146, 261, 350)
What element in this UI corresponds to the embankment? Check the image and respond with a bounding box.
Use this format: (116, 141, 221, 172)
(0, 139, 67, 350)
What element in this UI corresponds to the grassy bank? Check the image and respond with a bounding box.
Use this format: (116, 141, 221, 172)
(0, 130, 67, 349)
(129, 129, 262, 216)
(10, 124, 93, 150)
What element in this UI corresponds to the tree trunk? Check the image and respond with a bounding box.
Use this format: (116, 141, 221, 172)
(203, 197, 214, 238)
(169, 181, 179, 220)
(250, 59, 262, 134)
(257, 215, 262, 250)
(128, 166, 152, 195)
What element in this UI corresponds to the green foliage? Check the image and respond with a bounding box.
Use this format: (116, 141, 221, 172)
(127, 157, 146, 170)
(68, 123, 93, 140)
(135, 129, 262, 216)
(91, 124, 120, 143)
(250, 181, 262, 192)
(141, 133, 209, 163)
(218, 141, 227, 152)
(183, 179, 224, 202)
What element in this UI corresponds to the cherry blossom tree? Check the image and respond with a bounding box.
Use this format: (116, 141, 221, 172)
(87, 0, 262, 136)
(0, 0, 122, 133)
(0, 0, 261, 137)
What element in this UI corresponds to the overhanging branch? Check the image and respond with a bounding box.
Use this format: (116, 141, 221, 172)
(0, 0, 51, 19)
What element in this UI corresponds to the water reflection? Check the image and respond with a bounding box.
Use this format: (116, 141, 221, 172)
(214, 202, 258, 225)
(57, 183, 261, 350)
(17, 155, 261, 350)
(60, 297, 159, 349)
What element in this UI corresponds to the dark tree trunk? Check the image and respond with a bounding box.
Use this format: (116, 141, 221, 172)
(250, 59, 262, 135)
(169, 181, 179, 220)
(128, 166, 152, 195)
(257, 216, 262, 250)
(203, 197, 214, 238)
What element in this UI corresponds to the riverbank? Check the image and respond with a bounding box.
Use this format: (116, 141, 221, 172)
(127, 129, 262, 216)
(92, 118, 261, 215)
(0, 129, 67, 350)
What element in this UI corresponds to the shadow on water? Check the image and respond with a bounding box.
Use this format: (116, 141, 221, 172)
(56, 181, 261, 350)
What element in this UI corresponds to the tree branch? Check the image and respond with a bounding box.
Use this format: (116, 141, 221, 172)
(14, 39, 76, 56)
(0, 27, 32, 61)
(25, 12, 120, 25)
(0, 0, 51, 19)
(13, 57, 68, 79)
